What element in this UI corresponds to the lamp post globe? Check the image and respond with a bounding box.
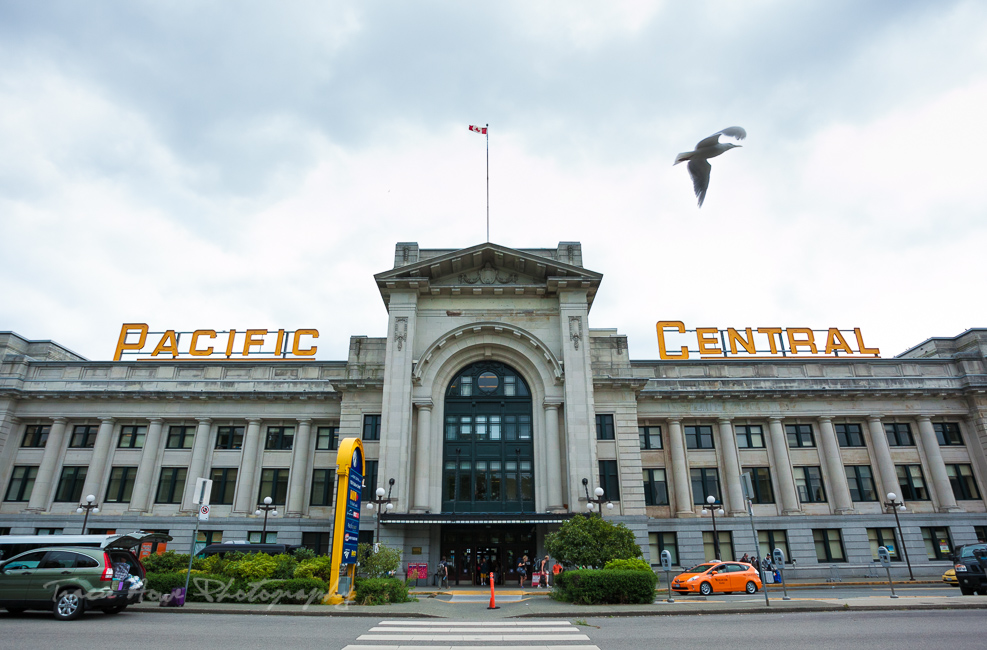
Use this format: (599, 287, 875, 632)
(264, 496, 273, 506)
(887, 492, 896, 501)
(594, 487, 604, 497)
(376, 487, 386, 498)
(254, 509, 261, 516)
(76, 507, 83, 514)
(586, 502, 594, 511)
(706, 495, 715, 505)
(92, 508, 99, 514)
(606, 502, 614, 510)
(366, 502, 375, 510)
(86, 494, 95, 504)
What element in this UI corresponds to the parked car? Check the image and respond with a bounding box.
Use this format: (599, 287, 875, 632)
(0, 531, 170, 620)
(943, 568, 958, 586)
(953, 543, 987, 595)
(672, 561, 762, 595)
(196, 542, 299, 558)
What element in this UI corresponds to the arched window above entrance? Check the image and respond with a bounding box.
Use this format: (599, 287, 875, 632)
(447, 362, 530, 398)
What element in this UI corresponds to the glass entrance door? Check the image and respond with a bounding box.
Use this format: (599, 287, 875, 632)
(440, 524, 536, 586)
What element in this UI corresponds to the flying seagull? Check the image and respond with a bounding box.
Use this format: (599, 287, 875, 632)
(674, 126, 746, 207)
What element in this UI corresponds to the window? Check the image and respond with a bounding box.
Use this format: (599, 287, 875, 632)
(311, 469, 334, 506)
(922, 527, 953, 561)
(22, 424, 50, 448)
(813, 529, 846, 562)
(155, 467, 187, 504)
(598, 460, 621, 501)
(4, 551, 48, 569)
(758, 530, 789, 562)
(210, 468, 238, 505)
(867, 528, 900, 561)
(643, 469, 668, 506)
(265, 426, 295, 450)
(745, 467, 774, 504)
(316, 426, 339, 451)
(166, 426, 195, 449)
(69, 424, 99, 448)
(835, 423, 865, 447)
(258, 468, 289, 505)
(896, 464, 929, 500)
(596, 414, 615, 440)
(685, 425, 715, 449)
(934, 422, 963, 446)
(215, 426, 244, 450)
(973, 526, 987, 544)
(248, 531, 278, 543)
(703, 531, 733, 562)
(945, 464, 981, 500)
(302, 532, 331, 555)
(363, 414, 381, 441)
(691, 468, 721, 504)
(117, 425, 146, 449)
(104, 467, 137, 503)
(639, 426, 662, 450)
(364, 460, 379, 494)
(847, 466, 878, 502)
(885, 422, 914, 446)
(55, 466, 88, 502)
(35, 528, 63, 536)
(786, 423, 815, 448)
(5, 466, 38, 502)
(649, 532, 678, 565)
(195, 531, 223, 554)
(736, 425, 765, 449)
(794, 466, 826, 503)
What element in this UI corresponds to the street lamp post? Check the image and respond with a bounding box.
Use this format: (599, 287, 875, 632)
(254, 496, 278, 543)
(701, 495, 725, 560)
(365, 478, 396, 543)
(883, 492, 914, 581)
(76, 494, 99, 534)
(582, 478, 613, 517)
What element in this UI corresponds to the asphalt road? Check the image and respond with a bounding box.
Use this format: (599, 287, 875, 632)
(672, 582, 959, 601)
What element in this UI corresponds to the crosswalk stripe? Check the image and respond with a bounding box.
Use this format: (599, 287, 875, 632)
(344, 646, 601, 650)
(377, 621, 572, 626)
(370, 627, 577, 633)
(358, 634, 591, 642)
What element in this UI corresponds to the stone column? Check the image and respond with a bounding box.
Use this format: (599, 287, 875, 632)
(286, 418, 313, 517)
(767, 417, 801, 514)
(27, 417, 68, 511)
(916, 415, 960, 512)
(717, 418, 745, 515)
(181, 418, 214, 511)
(543, 402, 564, 511)
(234, 418, 263, 513)
(80, 417, 115, 501)
(866, 415, 901, 499)
(128, 418, 164, 512)
(667, 418, 693, 516)
(412, 402, 433, 513)
(818, 416, 853, 513)
(558, 291, 598, 510)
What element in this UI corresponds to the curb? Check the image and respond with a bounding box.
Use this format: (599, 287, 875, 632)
(512, 603, 987, 618)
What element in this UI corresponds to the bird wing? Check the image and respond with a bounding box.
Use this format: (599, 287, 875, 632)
(687, 157, 711, 208)
(716, 126, 746, 141)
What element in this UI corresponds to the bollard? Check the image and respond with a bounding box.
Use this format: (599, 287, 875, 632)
(487, 572, 499, 609)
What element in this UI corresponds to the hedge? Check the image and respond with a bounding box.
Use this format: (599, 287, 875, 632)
(354, 577, 413, 605)
(551, 569, 658, 605)
(145, 572, 328, 605)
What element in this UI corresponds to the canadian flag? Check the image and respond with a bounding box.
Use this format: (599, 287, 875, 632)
(469, 125, 487, 134)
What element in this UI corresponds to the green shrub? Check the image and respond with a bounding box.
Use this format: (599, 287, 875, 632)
(226, 552, 278, 582)
(551, 569, 657, 605)
(142, 550, 205, 574)
(357, 543, 401, 579)
(544, 515, 642, 569)
(354, 577, 413, 605)
(270, 553, 299, 580)
(292, 547, 317, 562)
(145, 572, 328, 605)
(603, 558, 653, 572)
(295, 555, 334, 582)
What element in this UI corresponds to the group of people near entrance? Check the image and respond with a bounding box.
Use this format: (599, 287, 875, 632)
(436, 554, 563, 588)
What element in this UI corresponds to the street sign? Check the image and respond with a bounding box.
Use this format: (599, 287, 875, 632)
(328, 437, 366, 604)
(341, 467, 363, 564)
(194, 477, 212, 506)
(198, 504, 210, 521)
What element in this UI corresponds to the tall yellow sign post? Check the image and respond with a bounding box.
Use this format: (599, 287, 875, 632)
(324, 437, 365, 604)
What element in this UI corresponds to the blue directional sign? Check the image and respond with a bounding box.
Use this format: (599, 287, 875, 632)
(341, 464, 363, 564)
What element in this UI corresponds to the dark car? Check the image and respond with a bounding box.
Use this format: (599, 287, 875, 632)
(196, 542, 299, 558)
(953, 543, 987, 595)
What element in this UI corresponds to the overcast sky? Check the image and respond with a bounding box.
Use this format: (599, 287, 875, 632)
(2, 1, 985, 362)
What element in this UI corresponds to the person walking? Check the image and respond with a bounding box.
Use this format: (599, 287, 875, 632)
(517, 555, 528, 587)
(438, 556, 449, 589)
(537, 555, 550, 588)
(479, 556, 490, 586)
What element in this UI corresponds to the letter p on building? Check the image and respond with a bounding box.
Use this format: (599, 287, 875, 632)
(114, 323, 149, 360)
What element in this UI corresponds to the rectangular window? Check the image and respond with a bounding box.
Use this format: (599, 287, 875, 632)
(736, 425, 765, 449)
(117, 425, 146, 449)
(598, 460, 620, 501)
(302, 532, 331, 555)
(835, 423, 865, 447)
(155, 467, 187, 504)
(258, 468, 289, 506)
(363, 414, 381, 441)
(210, 468, 238, 505)
(104, 467, 137, 503)
(896, 464, 929, 501)
(166, 426, 195, 449)
(215, 426, 244, 450)
(248, 531, 278, 543)
(813, 529, 846, 562)
(364, 460, 379, 494)
(643, 468, 669, 506)
(703, 530, 733, 562)
(867, 528, 900, 561)
(36, 528, 63, 535)
(885, 422, 914, 447)
(974, 526, 987, 545)
(54, 466, 88, 502)
(758, 530, 790, 562)
(922, 527, 953, 561)
(934, 422, 963, 446)
(639, 426, 662, 450)
(691, 467, 721, 504)
(596, 414, 615, 440)
(847, 466, 878, 502)
(265, 426, 295, 451)
(685, 425, 715, 449)
(22, 424, 50, 448)
(794, 466, 827, 503)
(311, 469, 334, 506)
(69, 424, 99, 448)
(5, 466, 38, 502)
(315, 426, 339, 451)
(945, 464, 981, 501)
(786, 423, 815, 448)
(649, 531, 678, 566)
(745, 467, 774, 504)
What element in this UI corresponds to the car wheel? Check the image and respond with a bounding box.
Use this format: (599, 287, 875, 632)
(746, 581, 758, 594)
(699, 582, 713, 596)
(53, 589, 85, 621)
(102, 604, 127, 615)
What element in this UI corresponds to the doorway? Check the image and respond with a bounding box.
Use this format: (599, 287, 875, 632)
(440, 524, 536, 586)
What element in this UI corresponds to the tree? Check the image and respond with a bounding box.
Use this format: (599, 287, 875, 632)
(357, 543, 401, 578)
(544, 515, 642, 569)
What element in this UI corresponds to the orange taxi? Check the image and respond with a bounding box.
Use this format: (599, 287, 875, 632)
(671, 561, 763, 595)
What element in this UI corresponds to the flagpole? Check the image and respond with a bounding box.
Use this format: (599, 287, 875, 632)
(486, 123, 490, 243)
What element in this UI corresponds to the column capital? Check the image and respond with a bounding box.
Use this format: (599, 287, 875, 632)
(51, 416, 68, 424)
(246, 417, 263, 424)
(148, 417, 164, 424)
(543, 400, 563, 410)
(99, 416, 116, 424)
(768, 416, 785, 422)
(296, 417, 312, 425)
(667, 417, 681, 425)
(717, 417, 733, 425)
(867, 414, 884, 423)
(915, 414, 933, 423)
(817, 416, 833, 424)
(195, 417, 213, 425)
(412, 400, 433, 411)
